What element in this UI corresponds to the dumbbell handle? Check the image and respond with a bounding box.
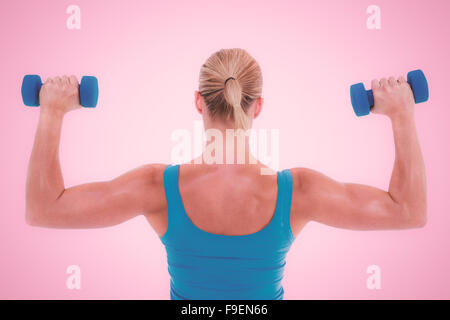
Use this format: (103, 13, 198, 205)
(366, 90, 374, 107)
(363, 78, 415, 108)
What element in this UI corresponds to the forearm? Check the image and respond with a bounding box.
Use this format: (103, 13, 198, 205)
(26, 111, 65, 218)
(388, 111, 427, 224)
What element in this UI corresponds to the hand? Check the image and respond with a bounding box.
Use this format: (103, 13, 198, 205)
(371, 76, 415, 120)
(39, 75, 81, 117)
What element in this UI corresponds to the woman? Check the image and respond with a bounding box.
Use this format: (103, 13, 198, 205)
(25, 48, 427, 300)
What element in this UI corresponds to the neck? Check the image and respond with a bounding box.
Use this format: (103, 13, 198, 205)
(195, 125, 258, 166)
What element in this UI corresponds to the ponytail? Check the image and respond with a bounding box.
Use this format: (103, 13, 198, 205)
(223, 77, 249, 130)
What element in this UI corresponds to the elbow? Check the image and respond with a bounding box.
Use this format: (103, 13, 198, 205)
(26, 191, 64, 227)
(25, 210, 37, 226)
(411, 214, 427, 228)
(25, 202, 48, 227)
(26, 214, 37, 226)
(25, 201, 35, 226)
(402, 206, 427, 229)
(25, 195, 39, 226)
(25, 208, 42, 227)
(405, 214, 427, 229)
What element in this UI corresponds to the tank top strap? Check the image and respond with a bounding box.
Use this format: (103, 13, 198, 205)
(275, 169, 295, 243)
(161, 164, 186, 239)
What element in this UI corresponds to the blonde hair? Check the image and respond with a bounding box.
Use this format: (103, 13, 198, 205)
(198, 48, 263, 130)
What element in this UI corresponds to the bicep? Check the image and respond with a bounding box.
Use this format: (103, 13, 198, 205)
(33, 164, 166, 228)
(291, 168, 408, 230)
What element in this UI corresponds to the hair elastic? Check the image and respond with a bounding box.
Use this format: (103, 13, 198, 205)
(224, 77, 235, 85)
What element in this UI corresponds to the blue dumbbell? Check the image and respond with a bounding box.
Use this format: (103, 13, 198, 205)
(350, 69, 429, 117)
(21, 75, 99, 108)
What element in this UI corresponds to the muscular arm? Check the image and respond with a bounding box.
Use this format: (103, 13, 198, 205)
(291, 76, 427, 231)
(25, 76, 166, 228)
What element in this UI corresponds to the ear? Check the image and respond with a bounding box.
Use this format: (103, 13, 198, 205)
(194, 91, 203, 115)
(252, 97, 263, 119)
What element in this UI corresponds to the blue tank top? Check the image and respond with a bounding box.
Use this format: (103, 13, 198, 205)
(159, 164, 295, 300)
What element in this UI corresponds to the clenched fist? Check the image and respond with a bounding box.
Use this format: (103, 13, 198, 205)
(371, 76, 415, 119)
(39, 75, 81, 117)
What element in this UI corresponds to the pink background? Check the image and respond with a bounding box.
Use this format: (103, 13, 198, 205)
(1, 0, 449, 299)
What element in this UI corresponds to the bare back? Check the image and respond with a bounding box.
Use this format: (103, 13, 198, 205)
(144, 163, 306, 238)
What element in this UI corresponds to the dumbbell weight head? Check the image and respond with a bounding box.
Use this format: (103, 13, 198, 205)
(350, 82, 371, 117)
(21, 75, 43, 107)
(21, 74, 99, 108)
(407, 69, 429, 104)
(80, 76, 99, 108)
